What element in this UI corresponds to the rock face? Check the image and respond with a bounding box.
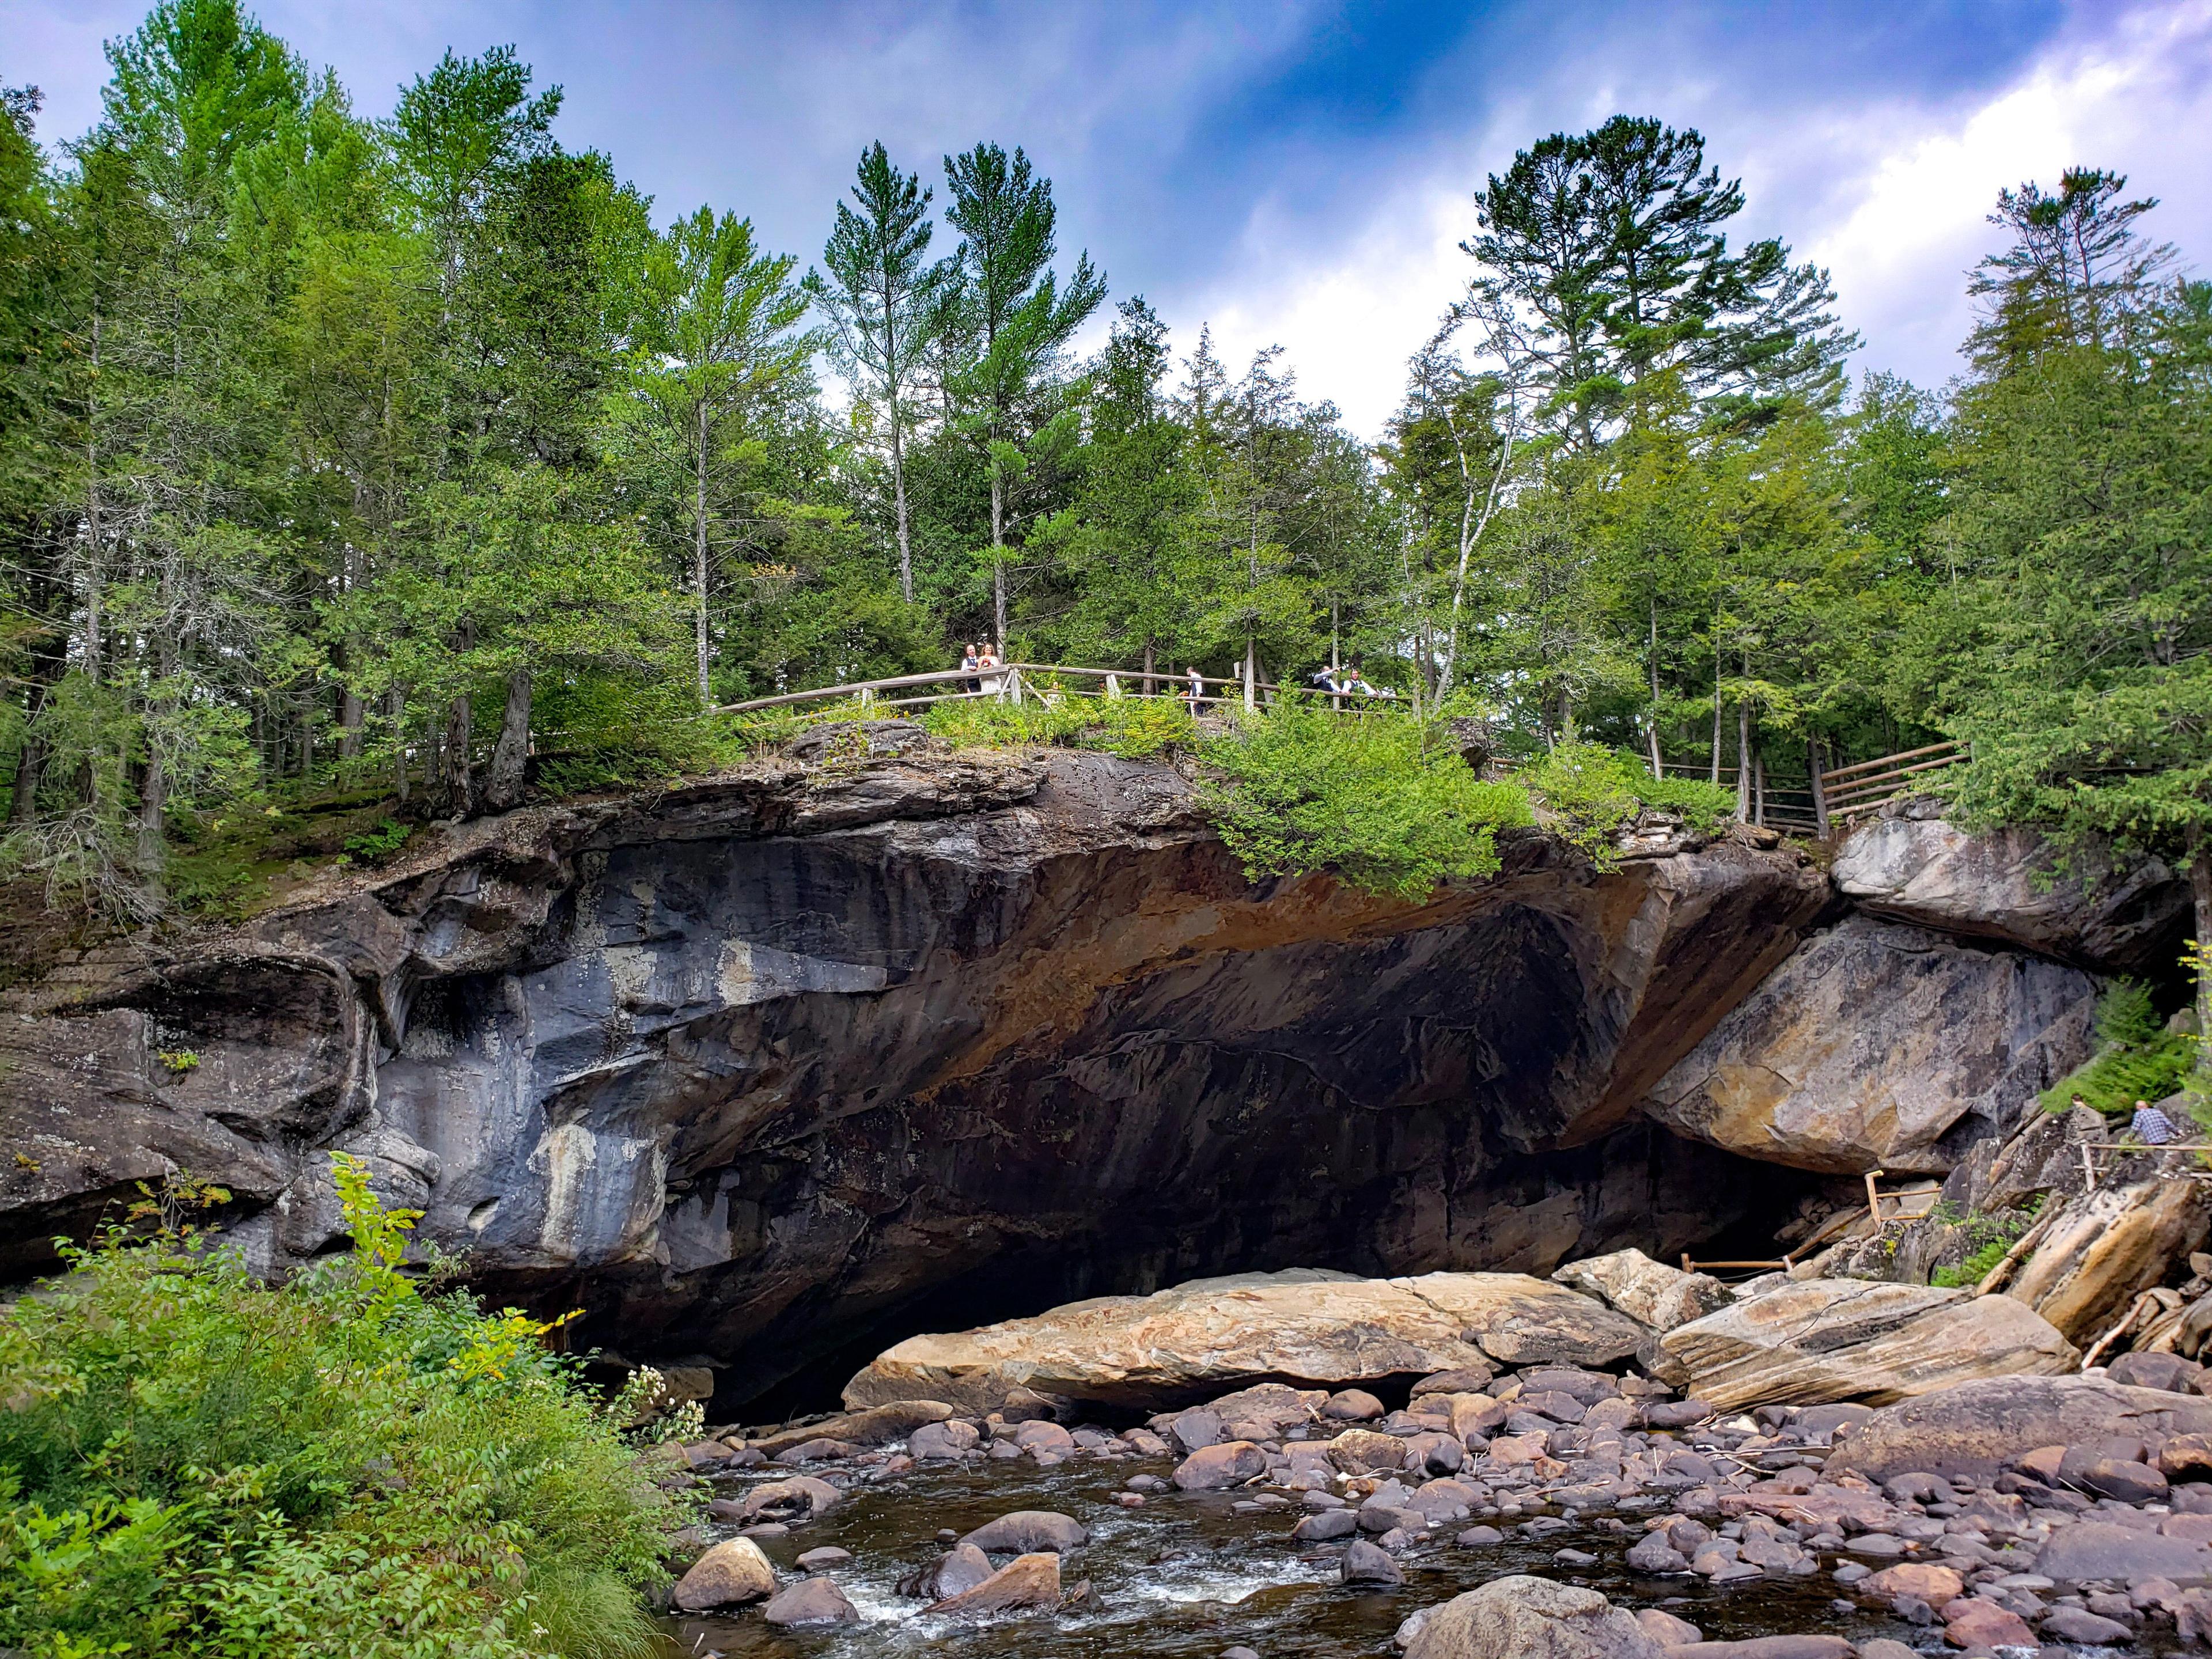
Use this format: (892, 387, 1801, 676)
(1829, 1374, 2212, 1481)
(1551, 1248, 1732, 1331)
(0, 746, 1832, 1400)
(2006, 1177, 2212, 1343)
(1642, 915, 2096, 1175)
(1655, 1278, 2077, 1410)
(1833, 810, 2192, 974)
(843, 1267, 1650, 1412)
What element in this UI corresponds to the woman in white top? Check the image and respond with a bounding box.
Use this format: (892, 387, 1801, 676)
(977, 642, 1003, 696)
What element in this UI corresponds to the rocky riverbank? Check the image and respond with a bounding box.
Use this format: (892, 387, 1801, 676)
(648, 1349, 2212, 1657)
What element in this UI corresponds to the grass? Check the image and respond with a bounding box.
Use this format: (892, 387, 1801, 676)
(0, 1165, 687, 1659)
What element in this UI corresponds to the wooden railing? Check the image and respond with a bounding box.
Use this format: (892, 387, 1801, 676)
(707, 663, 1406, 719)
(1819, 740, 1967, 825)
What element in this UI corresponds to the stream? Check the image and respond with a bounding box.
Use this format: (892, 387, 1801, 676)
(658, 1451, 1950, 1658)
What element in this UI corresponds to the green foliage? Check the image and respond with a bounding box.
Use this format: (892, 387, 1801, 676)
(153, 1049, 199, 1074)
(340, 819, 412, 866)
(1195, 699, 1532, 900)
(1931, 1199, 2042, 1287)
(0, 1166, 680, 1658)
(1518, 741, 1737, 865)
(2095, 978, 2166, 1050)
(922, 688, 1196, 760)
(2043, 1031, 2196, 1118)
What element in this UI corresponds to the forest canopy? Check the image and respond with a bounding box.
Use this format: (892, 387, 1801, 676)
(0, 0, 2206, 960)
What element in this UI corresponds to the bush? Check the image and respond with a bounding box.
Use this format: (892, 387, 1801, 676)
(1195, 700, 1532, 900)
(0, 1164, 683, 1659)
(922, 690, 1197, 760)
(2094, 978, 2165, 1049)
(2042, 1030, 2196, 1117)
(1930, 1199, 2041, 1287)
(1518, 741, 1737, 866)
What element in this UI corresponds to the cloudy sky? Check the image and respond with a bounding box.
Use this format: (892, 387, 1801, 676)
(9, 0, 2211, 434)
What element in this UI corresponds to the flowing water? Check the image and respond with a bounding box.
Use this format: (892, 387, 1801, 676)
(658, 1451, 1945, 1658)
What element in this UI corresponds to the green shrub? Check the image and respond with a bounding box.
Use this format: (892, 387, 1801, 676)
(1519, 741, 1737, 865)
(2042, 1030, 2196, 1117)
(341, 818, 413, 867)
(922, 690, 1197, 760)
(1195, 699, 1533, 900)
(1930, 1199, 2042, 1287)
(2094, 978, 2165, 1049)
(0, 1163, 682, 1659)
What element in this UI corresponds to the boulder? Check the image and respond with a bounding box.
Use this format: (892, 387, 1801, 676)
(908, 1419, 979, 1459)
(1323, 1388, 1387, 1421)
(1340, 1540, 1403, 1587)
(927, 1551, 1062, 1616)
(1172, 1441, 1267, 1491)
(922, 1542, 994, 1600)
(1411, 1365, 1497, 1396)
(1552, 1249, 1731, 1331)
(2037, 1522, 2212, 1586)
(1198, 1382, 1327, 1434)
(671, 1536, 778, 1610)
(1940, 1597, 2035, 1649)
(1328, 1428, 1411, 1474)
(760, 1577, 858, 1627)
(1832, 1374, 2212, 1480)
(2111, 1351, 2207, 1393)
(1402, 1574, 1662, 1659)
(2007, 1178, 2211, 1343)
(1832, 813, 2191, 974)
(1642, 915, 2096, 1175)
(1864, 1563, 1963, 1607)
(957, 1510, 1087, 1555)
(747, 1397, 953, 1456)
(844, 1267, 1643, 1411)
(733, 1474, 843, 1521)
(1657, 1278, 2075, 1411)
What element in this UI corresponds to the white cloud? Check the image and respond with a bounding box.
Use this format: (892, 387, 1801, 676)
(1187, 1, 2212, 435)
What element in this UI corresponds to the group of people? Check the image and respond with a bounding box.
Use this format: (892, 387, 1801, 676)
(956, 643, 1003, 695)
(1311, 664, 1395, 701)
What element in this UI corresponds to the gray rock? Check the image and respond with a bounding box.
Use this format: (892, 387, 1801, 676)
(1552, 1249, 1733, 1331)
(1400, 1574, 1661, 1659)
(761, 1577, 858, 1627)
(1172, 1407, 1224, 1452)
(1457, 1525, 1505, 1546)
(2036, 1521, 2212, 1585)
(2110, 1351, 2206, 1393)
(1831, 814, 2190, 974)
(2039, 1606, 2133, 1645)
(1173, 1441, 1268, 1491)
(908, 1419, 980, 1459)
(1294, 1509, 1359, 1541)
(926, 1543, 994, 1600)
(794, 1546, 850, 1571)
(927, 1551, 1062, 1616)
(671, 1537, 778, 1610)
(1340, 1540, 1403, 1586)
(1832, 1376, 2212, 1482)
(1625, 1534, 1689, 1573)
(958, 1509, 1087, 1555)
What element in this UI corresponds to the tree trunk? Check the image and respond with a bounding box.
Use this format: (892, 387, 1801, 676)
(1736, 665, 1752, 820)
(441, 693, 474, 816)
(1243, 637, 1256, 713)
(338, 684, 363, 762)
(694, 402, 713, 705)
(1142, 641, 1154, 696)
(891, 411, 913, 605)
(2191, 823, 2211, 1048)
(135, 748, 166, 872)
(1710, 643, 1723, 785)
(1809, 736, 1828, 838)
(1331, 601, 1342, 711)
(483, 667, 532, 813)
(1753, 747, 1766, 827)
(1647, 596, 1664, 775)
(991, 468, 1007, 649)
(392, 687, 409, 804)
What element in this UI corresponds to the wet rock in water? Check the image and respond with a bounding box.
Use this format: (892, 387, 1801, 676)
(2036, 1521, 2212, 1585)
(671, 1537, 778, 1610)
(1014, 1419, 1075, 1456)
(1406, 1430, 1465, 1474)
(773, 1435, 859, 1464)
(908, 1419, 980, 1459)
(915, 1542, 994, 1600)
(1324, 1389, 1385, 1421)
(1657, 1279, 2076, 1411)
(1340, 1540, 1404, 1586)
(1625, 1533, 1689, 1573)
(1940, 1596, 2035, 1649)
(735, 1474, 843, 1522)
(2040, 1606, 2133, 1645)
(1853, 1643, 1918, 1659)
(1863, 1562, 1964, 1608)
(1666, 1641, 1851, 1659)
(927, 1551, 1063, 1616)
(1831, 1374, 2212, 1482)
(748, 1398, 954, 1456)
(1123, 1426, 1171, 1456)
(1171, 1407, 1224, 1451)
(1221, 1648, 1260, 1659)
(1173, 1441, 1268, 1490)
(1552, 1249, 1733, 1331)
(1401, 1574, 1661, 1659)
(761, 1577, 858, 1627)
(959, 1510, 1088, 1555)
(1329, 1427, 1410, 1474)
(1294, 1509, 1358, 1541)
(1457, 1525, 1504, 1546)
(794, 1546, 850, 1571)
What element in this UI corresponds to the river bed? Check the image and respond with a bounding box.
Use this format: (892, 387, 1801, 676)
(658, 1452, 1946, 1658)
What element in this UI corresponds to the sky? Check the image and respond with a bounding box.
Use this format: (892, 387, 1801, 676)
(7, 0, 2211, 436)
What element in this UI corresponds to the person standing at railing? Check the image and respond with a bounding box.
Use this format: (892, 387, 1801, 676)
(978, 642, 1003, 697)
(960, 643, 980, 693)
(1183, 664, 1206, 710)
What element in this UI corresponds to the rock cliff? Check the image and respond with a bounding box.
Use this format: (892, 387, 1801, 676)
(5, 741, 1842, 1403)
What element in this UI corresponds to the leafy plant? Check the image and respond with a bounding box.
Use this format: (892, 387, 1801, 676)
(1931, 1199, 2043, 1287)
(0, 1167, 682, 1658)
(154, 1050, 200, 1075)
(340, 819, 413, 867)
(2094, 978, 2165, 1049)
(1196, 699, 1532, 900)
(1518, 741, 1737, 866)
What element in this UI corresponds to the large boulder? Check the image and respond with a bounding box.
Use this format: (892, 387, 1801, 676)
(1552, 1249, 1732, 1330)
(1656, 1278, 2076, 1411)
(747, 1398, 953, 1456)
(844, 1267, 1647, 1411)
(1642, 916, 2096, 1175)
(2008, 1178, 2212, 1343)
(1829, 1374, 2212, 1482)
(927, 1551, 1062, 1616)
(1402, 1574, 1662, 1659)
(1833, 812, 2191, 974)
(671, 1536, 778, 1610)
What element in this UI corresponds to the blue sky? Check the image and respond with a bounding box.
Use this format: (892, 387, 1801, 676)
(7, 0, 2211, 433)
